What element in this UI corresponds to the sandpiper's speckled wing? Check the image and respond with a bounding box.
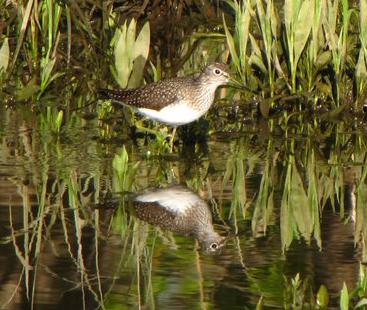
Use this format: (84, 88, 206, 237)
(133, 185, 225, 253)
(133, 200, 178, 231)
(133, 185, 212, 234)
(99, 77, 193, 111)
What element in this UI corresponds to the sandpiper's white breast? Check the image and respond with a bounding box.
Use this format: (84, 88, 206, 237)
(135, 186, 202, 215)
(137, 100, 206, 126)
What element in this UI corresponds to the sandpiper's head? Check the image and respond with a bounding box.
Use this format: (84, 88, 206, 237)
(200, 63, 230, 87)
(200, 231, 226, 254)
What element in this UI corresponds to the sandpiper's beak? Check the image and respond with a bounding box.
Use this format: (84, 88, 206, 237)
(220, 71, 230, 84)
(229, 76, 244, 87)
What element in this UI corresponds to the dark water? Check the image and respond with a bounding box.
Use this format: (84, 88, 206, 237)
(0, 106, 362, 309)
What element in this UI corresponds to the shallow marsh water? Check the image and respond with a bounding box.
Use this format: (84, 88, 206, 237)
(0, 103, 364, 309)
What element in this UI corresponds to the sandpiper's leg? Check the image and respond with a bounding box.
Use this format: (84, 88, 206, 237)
(169, 127, 177, 152)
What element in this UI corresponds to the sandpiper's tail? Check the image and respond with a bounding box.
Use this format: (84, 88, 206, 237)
(98, 88, 124, 101)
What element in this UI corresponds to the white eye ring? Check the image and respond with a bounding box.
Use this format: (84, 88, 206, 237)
(214, 69, 222, 75)
(210, 243, 218, 250)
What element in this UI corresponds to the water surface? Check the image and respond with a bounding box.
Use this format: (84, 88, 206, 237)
(0, 105, 363, 309)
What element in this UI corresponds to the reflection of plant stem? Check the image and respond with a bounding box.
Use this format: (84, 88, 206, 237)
(4, 268, 25, 308)
(146, 232, 157, 309)
(136, 228, 141, 310)
(95, 211, 105, 309)
(235, 236, 248, 272)
(21, 184, 30, 300)
(195, 241, 207, 310)
(8, 204, 30, 304)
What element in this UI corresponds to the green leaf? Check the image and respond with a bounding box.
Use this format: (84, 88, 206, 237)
(0, 38, 9, 72)
(114, 22, 131, 88)
(55, 110, 64, 133)
(16, 76, 40, 101)
(315, 51, 332, 69)
(128, 21, 150, 88)
(223, 15, 240, 71)
(255, 296, 264, 310)
(356, 50, 367, 79)
(316, 285, 329, 308)
(249, 54, 267, 74)
(126, 19, 137, 54)
(41, 57, 56, 89)
(113, 19, 151, 89)
(294, 0, 313, 66)
(340, 283, 349, 310)
(356, 298, 367, 308)
(360, 0, 367, 48)
(131, 22, 150, 61)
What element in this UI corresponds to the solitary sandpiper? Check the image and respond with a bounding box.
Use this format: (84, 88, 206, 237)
(99, 63, 230, 128)
(133, 185, 225, 253)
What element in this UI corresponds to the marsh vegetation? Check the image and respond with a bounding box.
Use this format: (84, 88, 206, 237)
(1, 0, 367, 309)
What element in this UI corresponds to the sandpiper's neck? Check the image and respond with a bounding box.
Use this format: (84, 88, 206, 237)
(196, 227, 221, 242)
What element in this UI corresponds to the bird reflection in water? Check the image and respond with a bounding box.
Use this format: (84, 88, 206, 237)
(133, 185, 226, 253)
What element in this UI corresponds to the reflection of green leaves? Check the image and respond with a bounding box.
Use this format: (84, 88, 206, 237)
(281, 158, 313, 251)
(283, 273, 319, 308)
(112, 146, 140, 192)
(252, 157, 274, 236)
(39, 106, 64, 135)
(221, 140, 248, 222)
(112, 19, 150, 88)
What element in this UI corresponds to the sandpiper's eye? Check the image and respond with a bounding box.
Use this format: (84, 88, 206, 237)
(214, 69, 222, 75)
(210, 243, 218, 250)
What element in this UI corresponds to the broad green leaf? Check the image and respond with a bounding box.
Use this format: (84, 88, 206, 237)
(356, 50, 367, 79)
(126, 19, 137, 54)
(114, 22, 131, 88)
(355, 298, 367, 308)
(113, 19, 151, 88)
(360, 0, 367, 48)
(128, 22, 150, 88)
(0, 38, 9, 72)
(249, 54, 267, 74)
(249, 34, 267, 73)
(56, 110, 64, 132)
(16, 76, 40, 101)
(315, 51, 332, 69)
(316, 285, 329, 308)
(269, 0, 279, 38)
(283, 0, 293, 32)
(223, 15, 240, 71)
(132, 22, 150, 61)
(255, 296, 264, 310)
(11, 0, 33, 69)
(340, 283, 349, 310)
(294, 0, 313, 66)
(249, 34, 262, 58)
(47, 72, 64, 86)
(236, 0, 251, 71)
(41, 57, 56, 89)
